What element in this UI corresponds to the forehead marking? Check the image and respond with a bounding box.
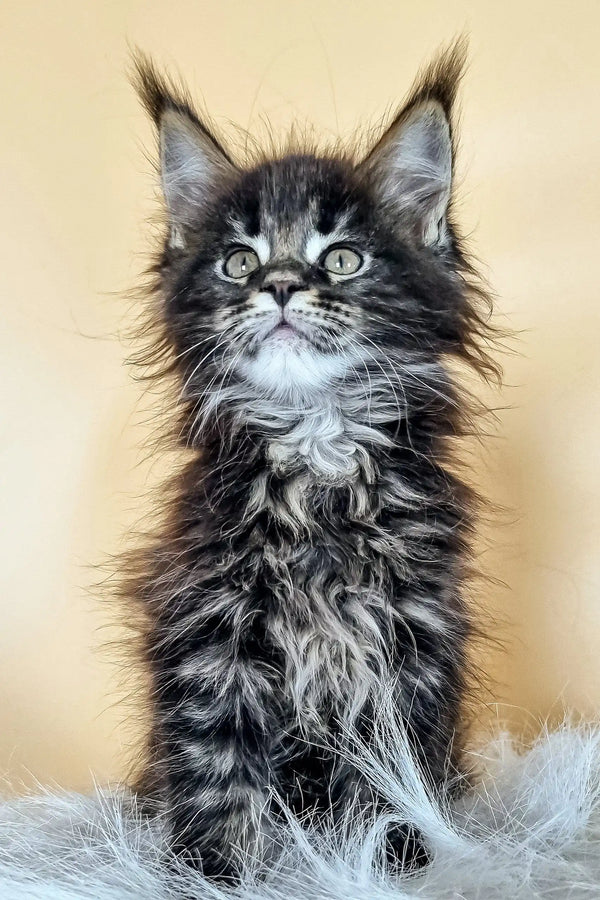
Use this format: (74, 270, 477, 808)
(304, 228, 349, 265)
(231, 227, 270, 265)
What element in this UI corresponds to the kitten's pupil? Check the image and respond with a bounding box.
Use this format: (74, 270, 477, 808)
(322, 247, 362, 276)
(224, 248, 260, 278)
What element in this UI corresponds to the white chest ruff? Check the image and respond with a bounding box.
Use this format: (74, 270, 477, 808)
(267, 407, 361, 480)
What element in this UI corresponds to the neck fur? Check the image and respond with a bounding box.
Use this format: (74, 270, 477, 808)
(195, 375, 407, 485)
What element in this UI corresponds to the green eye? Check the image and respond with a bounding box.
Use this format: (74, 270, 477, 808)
(322, 246, 362, 277)
(224, 248, 260, 279)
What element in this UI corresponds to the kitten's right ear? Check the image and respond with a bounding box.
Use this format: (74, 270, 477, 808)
(132, 53, 235, 244)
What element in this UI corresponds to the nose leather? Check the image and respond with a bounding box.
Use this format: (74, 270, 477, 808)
(263, 278, 305, 309)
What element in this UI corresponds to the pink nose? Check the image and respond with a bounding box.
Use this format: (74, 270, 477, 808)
(262, 279, 306, 308)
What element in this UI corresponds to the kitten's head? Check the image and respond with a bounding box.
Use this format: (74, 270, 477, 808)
(135, 44, 493, 436)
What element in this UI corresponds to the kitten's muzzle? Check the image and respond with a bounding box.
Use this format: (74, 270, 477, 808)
(262, 276, 307, 309)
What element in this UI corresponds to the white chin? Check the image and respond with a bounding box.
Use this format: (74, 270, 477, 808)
(240, 340, 346, 399)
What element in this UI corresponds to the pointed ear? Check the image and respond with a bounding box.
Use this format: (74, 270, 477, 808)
(360, 42, 465, 247)
(132, 53, 235, 244)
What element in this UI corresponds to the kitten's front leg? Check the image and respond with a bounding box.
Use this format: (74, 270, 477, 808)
(154, 622, 278, 881)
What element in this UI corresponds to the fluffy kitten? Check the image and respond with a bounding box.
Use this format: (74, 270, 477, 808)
(128, 43, 496, 881)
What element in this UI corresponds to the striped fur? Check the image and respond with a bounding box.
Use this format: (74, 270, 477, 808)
(126, 42, 498, 881)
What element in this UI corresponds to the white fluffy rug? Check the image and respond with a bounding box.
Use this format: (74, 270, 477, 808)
(1, 719, 600, 899)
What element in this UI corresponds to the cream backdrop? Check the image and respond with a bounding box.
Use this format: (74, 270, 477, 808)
(1, 0, 599, 791)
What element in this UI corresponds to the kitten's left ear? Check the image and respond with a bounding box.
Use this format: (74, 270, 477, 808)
(360, 42, 465, 247)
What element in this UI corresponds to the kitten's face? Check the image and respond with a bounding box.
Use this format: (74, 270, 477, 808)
(171, 156, 384, 401)
(137, 52, 472, 419)
(217, 160, 369, 399)
(164, 154, 459, 412)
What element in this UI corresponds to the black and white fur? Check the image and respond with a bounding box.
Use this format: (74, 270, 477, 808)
(127, 43, 497, 881)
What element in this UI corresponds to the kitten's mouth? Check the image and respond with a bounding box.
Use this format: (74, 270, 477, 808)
(270, 323, 297, 337)
(265, 321, 309, 344)
(259, 320, 340, 357)
(253, 317, 330, 355)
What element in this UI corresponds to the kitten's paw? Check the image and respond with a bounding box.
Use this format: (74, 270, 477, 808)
(170, 839, 240, 884)
(385, 823, 430, 876)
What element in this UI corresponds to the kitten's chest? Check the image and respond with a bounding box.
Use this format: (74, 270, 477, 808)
(260, 538, 394, 729)
(241, 464, 400, 727)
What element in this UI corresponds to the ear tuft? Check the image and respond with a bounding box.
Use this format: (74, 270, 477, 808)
(402, 37, 467, 126)
(131, 51, 235, 241)
(361, 39, 467, 247)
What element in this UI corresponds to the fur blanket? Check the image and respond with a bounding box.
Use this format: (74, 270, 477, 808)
(1, 719, 599, 899)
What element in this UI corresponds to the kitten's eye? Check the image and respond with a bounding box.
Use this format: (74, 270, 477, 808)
(321, 246, 363, 277)
(223, 248, 260, 279)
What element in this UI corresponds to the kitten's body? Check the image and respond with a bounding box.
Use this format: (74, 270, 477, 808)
(129, 45, 495, 880)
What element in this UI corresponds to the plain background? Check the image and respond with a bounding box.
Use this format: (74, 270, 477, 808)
(1, 0, 599, 791)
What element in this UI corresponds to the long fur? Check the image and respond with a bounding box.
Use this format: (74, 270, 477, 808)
(1, 718, 600, 898)
(120, 42, 504, 880)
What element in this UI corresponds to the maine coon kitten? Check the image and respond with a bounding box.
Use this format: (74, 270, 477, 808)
(128, 43, 496, 881)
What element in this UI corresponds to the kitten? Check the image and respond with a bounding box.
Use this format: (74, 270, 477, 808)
(128, 43, 496, 881)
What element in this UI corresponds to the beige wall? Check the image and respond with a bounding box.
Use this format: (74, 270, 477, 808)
(1, 0, 599, 791)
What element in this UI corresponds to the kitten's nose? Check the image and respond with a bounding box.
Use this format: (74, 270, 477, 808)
(262, 277, 306, 309)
